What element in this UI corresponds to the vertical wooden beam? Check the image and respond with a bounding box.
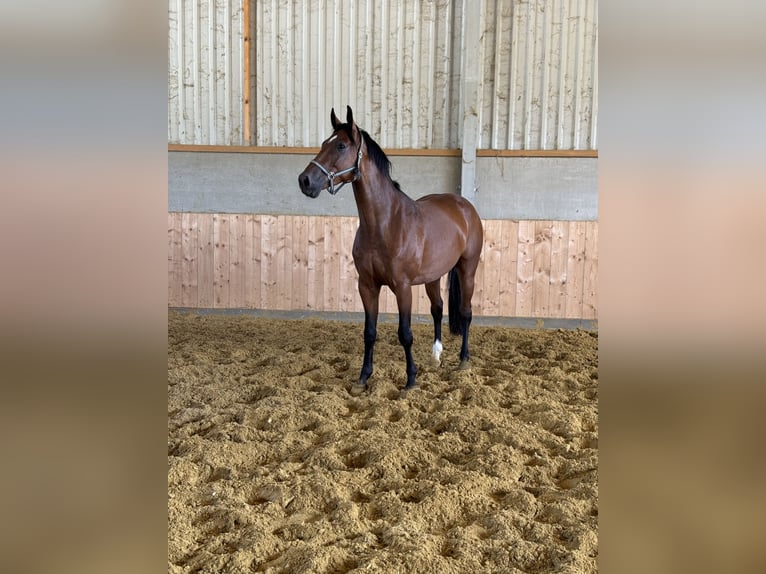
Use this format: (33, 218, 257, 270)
(292, 215, 309, 310)
(382, 285, 395, 315)
(306, 217, 324, 311)
(473, 235, 486, 316)
(244, 214, 261, 308)
(339, 216, 358, 312)
(229, 214, 246, 307)
(582, 221, 598, 319)
(412, 284, 425, 316)
(500, 219, 519, 317)
(516, 220, 535, 317)
(460, 0, 482, 202)
(213, 214, 230, 308)
(565, 220, 587, 318)
(181, 212, 199, 307)
(168, 212, 183, 307)
(324, 217, 340, 311)
(243, 0, 251, 144)
(260, 214, 277, 310)
(197, 214, 214, 307)
(532, 221, 552, 317)
(549, 220, 570, 318)
(482, 220, 503, 317)
(278, 215, 293, 310)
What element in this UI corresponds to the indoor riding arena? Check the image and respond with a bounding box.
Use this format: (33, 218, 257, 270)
(168, 1, 598, 572)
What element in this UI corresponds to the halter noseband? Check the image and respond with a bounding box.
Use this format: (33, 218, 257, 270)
(310, 132, 363, 195)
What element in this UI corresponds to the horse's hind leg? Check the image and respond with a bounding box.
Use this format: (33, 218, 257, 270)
(450, 210, 483, 368)
(425, 279, 443, 364)
(352, 280, 381, 395)
(454, 258, 479, 367)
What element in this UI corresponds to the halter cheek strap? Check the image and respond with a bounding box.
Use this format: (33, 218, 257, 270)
(310, 136, 364, 195)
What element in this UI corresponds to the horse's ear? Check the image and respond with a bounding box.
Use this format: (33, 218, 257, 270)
(330, 108, 340, 130)
(346, 105, 354, 126)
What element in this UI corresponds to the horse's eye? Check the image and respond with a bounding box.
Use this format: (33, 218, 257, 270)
(337, 142, 346, 151)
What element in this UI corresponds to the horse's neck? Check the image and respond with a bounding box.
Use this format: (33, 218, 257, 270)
(352, 169, 413, 231)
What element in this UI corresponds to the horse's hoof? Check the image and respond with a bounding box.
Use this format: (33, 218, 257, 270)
(401, 383, 420, 396)
(349, 383, 367, 396)
(458, 360, 470, 370)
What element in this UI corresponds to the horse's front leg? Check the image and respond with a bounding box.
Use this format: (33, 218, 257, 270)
(351, 280, 380, 396)
(395, 285, 418, 390)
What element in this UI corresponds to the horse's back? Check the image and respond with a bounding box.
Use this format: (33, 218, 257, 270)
(416, 192, 482, 238)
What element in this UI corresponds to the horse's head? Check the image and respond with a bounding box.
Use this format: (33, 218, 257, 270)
(299, 106, 363, 198)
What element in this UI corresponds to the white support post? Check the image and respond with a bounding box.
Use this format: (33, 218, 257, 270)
(460, 0, 482, 203)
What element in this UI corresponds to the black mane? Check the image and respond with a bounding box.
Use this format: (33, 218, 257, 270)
(337, 124, 403, 192)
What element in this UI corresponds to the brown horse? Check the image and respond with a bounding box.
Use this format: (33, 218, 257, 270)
(299, 106, 483, 394)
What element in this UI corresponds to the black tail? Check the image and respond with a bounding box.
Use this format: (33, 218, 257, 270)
(448, 267, 461, 335)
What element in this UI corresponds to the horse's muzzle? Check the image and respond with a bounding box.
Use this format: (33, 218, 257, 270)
(298, 171, 322, 198)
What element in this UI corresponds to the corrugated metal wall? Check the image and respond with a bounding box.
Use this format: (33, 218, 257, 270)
(252, 0, 463, 148)
(168, 0, 597, 150)
(480, 0, 597, 150)
(168, 0, 246, 145)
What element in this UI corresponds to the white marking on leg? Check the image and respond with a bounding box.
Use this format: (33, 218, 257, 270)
(432, 339, 443, 365)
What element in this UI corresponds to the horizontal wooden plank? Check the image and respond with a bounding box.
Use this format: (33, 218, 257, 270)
(476, 149, 599, 158)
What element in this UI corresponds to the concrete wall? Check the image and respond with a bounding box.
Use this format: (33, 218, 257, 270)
(168, 151, 596, 221)
(476, 156, 597, 220)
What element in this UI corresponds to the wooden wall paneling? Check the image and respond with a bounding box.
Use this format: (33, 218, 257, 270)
(339, 217, 357, 312)
(431, 282, 441, 315)
(409, 284, 420, 316)
(168, 212, 183, 307)
(181, 212, 199, 307)
(244, 215, 260, 308)
(260, 215, 278, 309)
(413, 282, 426, 316)
(423, 281, 434, 316)
(213, 214, 230, 307)
(440, 277, 450, 320)
(472, 240, 486, 316)
(515, 220, 535, 316)
(197, 214, 215, 307)
(532, 221, 553, 317)
(390, 286, 400, 316)
(565, 220, 587, 318)
(292, 215, 309, 310)
(548, 220, 570, 318)
(582, 221, 598, 319)
(498, 219, 518, 316)
(306, 216, 324, 311)
(396, 285, 408, 316)
(481, 219, 503, 316)
(380, 285, 394, 315)
(167, 214, 597, 319)
(323, 217, 341, 311)
(277, 215, 292, 310)
(228, 214, 246, 307)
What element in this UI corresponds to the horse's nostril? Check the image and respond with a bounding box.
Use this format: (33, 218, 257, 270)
(299, 174, 309, 189)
